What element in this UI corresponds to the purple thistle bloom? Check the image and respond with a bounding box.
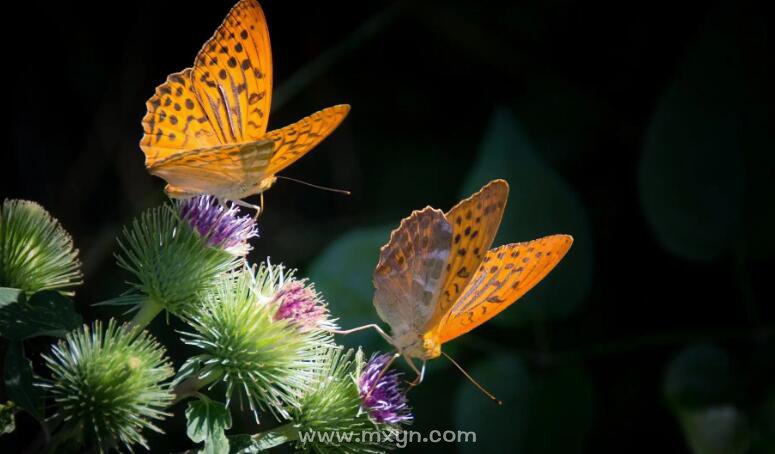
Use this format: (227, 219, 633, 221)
(358, 353, 413, 425)
(179, 195, 258, 256)
(272, 280, 330, 331)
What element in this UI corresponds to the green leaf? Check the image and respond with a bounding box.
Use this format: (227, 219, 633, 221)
(227, 435, 258, 454)
(0, 290, 82, 340)
(186, 398, 232, 454)
(0, 287, 23, 308)
(461, 109, 593, 324)
(4, 340, 45, 427)
(638, 1, 773, 261)
(307, 225, 393, 350)
(0, 401, 15, 435)
(454, 354, 595, 453)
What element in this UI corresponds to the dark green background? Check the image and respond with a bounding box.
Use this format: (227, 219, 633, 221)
(4, 0, 773, 452)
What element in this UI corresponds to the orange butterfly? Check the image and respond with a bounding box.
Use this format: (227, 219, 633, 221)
(140, 0, 349, 215)
(336, 180, 572, 393)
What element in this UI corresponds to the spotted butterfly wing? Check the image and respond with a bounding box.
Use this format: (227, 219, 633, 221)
(428, 180, 509, 329)
(264, 105, 351, 176)
(436, 234, 573, 343)
(188, 0, 273, 144)
(141, 0, 271, 167)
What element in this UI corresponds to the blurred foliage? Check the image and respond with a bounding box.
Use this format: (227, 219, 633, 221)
(454, 354, 595, 453)
(638, 0, 773, 262)
(665, 344, 775, 454)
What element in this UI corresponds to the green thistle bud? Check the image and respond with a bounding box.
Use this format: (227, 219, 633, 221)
(0, 199, 81, 294)
(115, 203, 243, 323)
(177, 264, 333, 421)
(288, 348, 411, 453)
(39, 319, 174, 452)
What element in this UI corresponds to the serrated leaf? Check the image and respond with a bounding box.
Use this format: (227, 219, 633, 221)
(4, 340, 45, 428)
(186, 398, 232, 454)
(0, 290, 82, 340)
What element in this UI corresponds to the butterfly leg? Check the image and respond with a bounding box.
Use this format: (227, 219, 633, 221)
(404, 357, 426, 387)
(232, 198, 262, 219)
(328, 324, 394, 344)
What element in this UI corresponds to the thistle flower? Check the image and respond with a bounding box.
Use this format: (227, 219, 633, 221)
(0, 199, 81, 294)
(177, 264, 333, 421)
(179, 195, 258, 256)
(286, 348, 411, 454)
(39, 320, 174, 452)
(115, 203, 243, 324)
(358, 353, 413, 425)
(272, 279, 335, 331)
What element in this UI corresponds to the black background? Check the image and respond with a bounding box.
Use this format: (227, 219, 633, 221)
(3, 0, 773, 452)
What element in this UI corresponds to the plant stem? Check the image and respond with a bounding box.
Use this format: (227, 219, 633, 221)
(130, 298, 163, 329)
(172, 372, 222, 404)
(250, 422, 301, 449)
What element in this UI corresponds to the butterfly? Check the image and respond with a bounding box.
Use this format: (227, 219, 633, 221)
(336, 180, 572, 390)
(140, 0, 350, 215)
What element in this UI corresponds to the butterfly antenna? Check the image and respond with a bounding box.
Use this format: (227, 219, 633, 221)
(276, 175, 351, 195)
(441, 351, 502, 405)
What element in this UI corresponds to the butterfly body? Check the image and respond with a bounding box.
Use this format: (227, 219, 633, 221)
(162, 176, 276, 201)
(391, 331, 442, 361)
(371, 179, 573, 372)
(140, 0, 349, 210)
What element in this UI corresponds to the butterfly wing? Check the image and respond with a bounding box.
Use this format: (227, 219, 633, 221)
(141, 69, 224, 167)
(373, 207, 453, 336)
(429, 180, 509, 328)
(140, 0, 272, 167)
(189, 0, 273, 143)
(264, 105, 350, 177)
(436, 234, 573, 343)
(148, 140, 274, 196)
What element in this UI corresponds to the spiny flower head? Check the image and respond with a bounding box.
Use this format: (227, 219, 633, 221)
(0, 199, 81, 294)
(178, 195, 258, 256)
(272, 279, 335, 331)
(178, 264, 334, 421)
(39, 319, 174, 452)
(115, 204, 242, 318)
(290, 348, 411, 453)
(358, 353, 413, 425)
